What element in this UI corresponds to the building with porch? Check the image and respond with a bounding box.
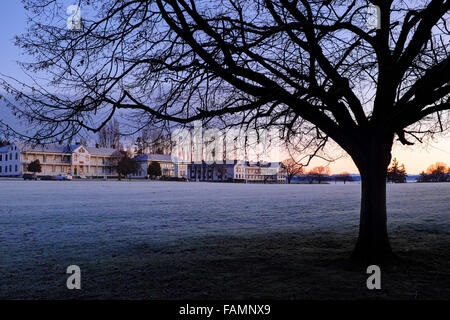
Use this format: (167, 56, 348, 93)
(0, 142, 122, 178)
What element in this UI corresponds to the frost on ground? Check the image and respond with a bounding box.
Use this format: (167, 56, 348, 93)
(0, 181, 449, 299)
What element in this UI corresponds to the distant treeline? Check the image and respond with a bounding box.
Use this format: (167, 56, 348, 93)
(417, 162, 450, 183)
(287, 160, 449, 184)
(291, 171, 358, 184)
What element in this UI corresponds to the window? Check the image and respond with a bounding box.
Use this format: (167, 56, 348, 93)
(5, 154, 7, 161)
(0, 166, 2, 173)
(15, 165, 18, 172)
(9, 165, 12, 172)
(52, 165, 55, 172)
(5, 166, 7, 173)
(15, 153, 18, 160)
(74, 154, 78, 161)
(0, 155, 2, 161)
(43, 155, 47, 163)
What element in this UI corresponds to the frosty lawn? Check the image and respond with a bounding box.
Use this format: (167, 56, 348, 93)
(0, 181, 449, 299)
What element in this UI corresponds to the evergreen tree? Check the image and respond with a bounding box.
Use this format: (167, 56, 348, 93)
(147, 161, 162, 179)
(117, 156, 138, 180)
(27, 160, 42, 174)
(387, 158, 407, 183)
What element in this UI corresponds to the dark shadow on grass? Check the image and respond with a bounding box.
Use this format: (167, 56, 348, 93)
(1, 228, 449, 299)
(76, 231, 450, 299)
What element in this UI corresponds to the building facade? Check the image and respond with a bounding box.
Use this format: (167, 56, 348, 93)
(0, 142, 285, 182)
(0, 144, 22, 177)
(132, 154, 188, 179)
(0, 142, 122, 178)
(187, 161, 285, 182)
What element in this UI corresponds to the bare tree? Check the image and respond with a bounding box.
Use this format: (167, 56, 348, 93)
(2, 0, 450, 262)
(96, 118, 121, 149)
(282, 158, 305, 184)
(135, 126, 172, 155)
(424, 162, 448, 182)
(308, 166, 331, 184)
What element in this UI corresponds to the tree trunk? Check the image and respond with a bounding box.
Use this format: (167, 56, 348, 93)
(350, 134, 395, 264)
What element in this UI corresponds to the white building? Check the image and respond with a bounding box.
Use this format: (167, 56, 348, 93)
(0, 144, 22, 177)
(188, 161, 285, 182)
(132, 154, 188, 179)
(0, 142, 122, 178)
(234, 162, 285, 182)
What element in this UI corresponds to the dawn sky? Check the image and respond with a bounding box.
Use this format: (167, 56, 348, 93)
(0, 1, 448, 174)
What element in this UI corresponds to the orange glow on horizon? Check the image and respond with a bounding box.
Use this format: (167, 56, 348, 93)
(286, 135, 450, 175)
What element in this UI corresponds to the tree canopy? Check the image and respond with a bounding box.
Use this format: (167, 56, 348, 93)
(282, 158, 304, 183)
(386, 157, 407, 183)
(308, 166, 331, 183)
(1, 0, 448, 147)
(418, 162, 449, 182)
(148, 161, 162, 178)
(27, 159, 42, 174)
(117, 156, 139, 179)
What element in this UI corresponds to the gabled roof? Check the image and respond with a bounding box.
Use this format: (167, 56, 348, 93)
(134, 154, 173, 162)
(14, 142, 121, 156)
(15, 142, 76, 154)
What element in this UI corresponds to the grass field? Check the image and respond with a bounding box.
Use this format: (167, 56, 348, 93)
(0, 180, 449, 299)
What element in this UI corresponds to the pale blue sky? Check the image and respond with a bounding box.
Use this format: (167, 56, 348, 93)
(0, 1, 28, 82)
